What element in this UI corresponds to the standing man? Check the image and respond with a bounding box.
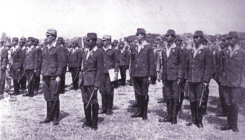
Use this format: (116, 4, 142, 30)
(40, 29, 64, 125)
(80, 33, 103, 130)
(68, 39, 83, 90)
(158, 30, 183, 124)
(19, 37, 27, 94)
(118, 41, 127, 86)
(22, 37, 38, 97)
(220, 31, 245, 132)
(0, 40, 8, 98)
(33, 38, 42, 95)
(186, 31, 212, 128)
(9, 37, 22, 95)
(130, 28, 155, 120)
(100, 35, 119, 115)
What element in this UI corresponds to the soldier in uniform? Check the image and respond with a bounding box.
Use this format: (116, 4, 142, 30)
(33, 38, 42, 95)
(185, 31, 212, 128)
(19, 37, 27, 94)
(80, 33, 103, 130)
(130, 28, 155, 120)
(40, 29, 65, 125)
(22, 37, 38, 97)
(158, 30, 183, 124)
(9, 37, 22, 95)
(68, 39, 83, 90)
(0, 40, 8, 98)
(100, 35, 119, 115)
(220, 31, 245, 132)
(118, 41, 128, 86)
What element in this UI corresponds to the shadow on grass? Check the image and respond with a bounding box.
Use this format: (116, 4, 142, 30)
(208, 96, 220, 106)
(205, 115, 226, 126)
(59, 110, 70, 121)
(79, 117, 105, 123)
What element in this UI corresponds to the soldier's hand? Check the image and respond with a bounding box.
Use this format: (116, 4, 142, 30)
(203, 82, 208, 87)
(177, 78, 181, 85)
(56, 76, 61, 82)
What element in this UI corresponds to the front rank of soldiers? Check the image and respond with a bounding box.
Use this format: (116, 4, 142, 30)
(0, 29, 244, 132)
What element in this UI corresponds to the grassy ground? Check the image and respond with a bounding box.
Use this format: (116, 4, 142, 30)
(0, 73, 245, 140)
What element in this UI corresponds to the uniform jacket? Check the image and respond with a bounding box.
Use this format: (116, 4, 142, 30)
(10, 46, 22, 70)
(102, 46, 119, 73)
(119, 49, 129, 66)
(68, 48, 83, 68)
(186, 45, 212, 83)
(80, 47, 104, 88)
(161, 43, 183, 81)
(35, 46, 42, 70)
(24, 46, 39, 70)
(130, 41, 155, 78)
(220, 45, 245, 88)
(41, 43, 65, 77)
(0, 47, 8, 70)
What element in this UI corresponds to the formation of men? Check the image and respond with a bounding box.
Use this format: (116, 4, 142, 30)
(0, 28, 244, 132)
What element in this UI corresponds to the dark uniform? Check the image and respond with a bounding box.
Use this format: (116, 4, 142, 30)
(68, 40, 83, 90)
(40, 29, 65, 125)
(80, 33, 103, 130)
(130, 28, 155, 120)
(9, 37, 22, 95)
(118, 42, 128, 86)
(19, 37, 27, 93)
(159, 30, 183, 124)
(33, 38, 42, 94)
(186, 31, 212, 128)
(220, 32, 245, 132)
(23, 37, 39, 97)
(100, 35, 119, 115)
(0, 43, 8, 96)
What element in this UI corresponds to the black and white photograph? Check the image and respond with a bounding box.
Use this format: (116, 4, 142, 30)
(0, 0, 245, 139)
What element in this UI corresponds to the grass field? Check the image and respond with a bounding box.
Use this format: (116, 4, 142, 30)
(0, 73, 245, 140)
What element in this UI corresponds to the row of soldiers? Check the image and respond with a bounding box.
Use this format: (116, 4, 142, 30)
(0, 29, 244, 132)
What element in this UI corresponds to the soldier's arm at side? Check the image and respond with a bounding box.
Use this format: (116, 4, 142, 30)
(94, 50, 104, 89)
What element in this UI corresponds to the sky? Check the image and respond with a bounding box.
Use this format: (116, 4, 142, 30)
(0, 0, 245, 40)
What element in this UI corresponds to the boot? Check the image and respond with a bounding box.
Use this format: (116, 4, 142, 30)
(53, 100, 60, 125)
(172, 99, 178, 124)
(131, 94, 138, 107)
(159, 99, 172, 122)
(142, 95, 149, 120)
(221, 105, 232, 131)
(99, 95, 107, 114)
(106, 94, 113, 115)
(186, 101, 197, 126)
(82, 103, 92, 128)
(91, 103, 99, 130)
(197, 105, 204, 128)
(230, 105, 239, 132)
(131, 96, 143, 118)
(178, 91, 184, 112)
(40, 101, 53, 123)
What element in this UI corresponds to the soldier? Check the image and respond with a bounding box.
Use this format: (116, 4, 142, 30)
(33, 38, 42, 95)
(19, 37, 27, 94)
(80, 33, 103, 130)
(9, 37, 22, 95)
(220, 31, 245, 132)
(158, 30, 183, 124)
(68, 39, 83, 90)
(118, 41, 128, 86)
(0, 40, 8, 99)
(99, 35, 119, 115)
(40, 29, 65, 125)
(57, 37, 68, 94)
(185, 31, 212, 128)
(22, 37, 38, 97)
(5, 44, 12, 93)
(130, 28, 155, 120)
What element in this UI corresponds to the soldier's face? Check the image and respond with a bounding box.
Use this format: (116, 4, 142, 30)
(176, 40, 182, 46)
(27, 41, 32, 46)
(165, 35, 174, 43)
(12, 40, 18, 46)
(19, 40, 25, 46)
(137, 34, 144, 42)
(229, 37, 238, 46)
(194, 36, 202, 45)
(46, 34, 56, 44)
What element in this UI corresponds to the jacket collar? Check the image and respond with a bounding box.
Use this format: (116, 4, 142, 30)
(228, 44, 240, 57)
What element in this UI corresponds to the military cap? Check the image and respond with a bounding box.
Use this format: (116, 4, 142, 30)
(27, 37, 34, 42)
(136, 28, 146, 35)
(102, 35, 112, 41)
(12, 37, 19, 42)
(46, 29, 57, 36)
(34, 38, 40, 44)
(87, 33, 97, 40)
(165, 29, 176, 36)
(194, 30, 204, 38)
(228, 31, 238, 39)
(113, 40, 118, 43)
(20, 37, 27, 42)
(155, 36, 162, 41)
(175, 35, 182, 41)
(57, 37, 65, 44)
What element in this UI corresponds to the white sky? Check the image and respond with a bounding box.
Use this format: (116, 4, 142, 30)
(0, 0, 245, 40)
